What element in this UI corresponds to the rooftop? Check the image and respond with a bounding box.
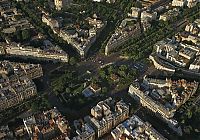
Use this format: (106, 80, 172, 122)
(23, 107, 70, 140)
(111, 115, 167, 140)
(129, 76, 199, 119)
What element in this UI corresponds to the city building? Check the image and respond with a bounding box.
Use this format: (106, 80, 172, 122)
(13, 125, 29, 139)
(189, 55, 200, 72)
(92, 0, 103, 2)
(105, 20, 141, 55)
(128, 7, 141, 19)
(72, 120, 95, 140)
(16, 0, 30, 2)
(141, 0, 169, 9)
(150, 19, 200, 73)
(140, 10, 157, 32)
(2, 18, 34, 34)
(58, 15, 106, 57)
(54, 0, 72, 10)
(110, 73, 120, 82)
(172, 0, 200, 7)
(185, 19, 200, 36)
(187, 0, 199, 8)
(0, 125, 14, 140)
(111, 115, 167, 140)
(177, 32, 200, 46)
(82, 87, 95, 98)
(0, 60, 43, 112)
(194, 18, 200, 28)
(41, 12, 106, 58)
(153, 39, 198, 68)
(23, 107, 70, 140)
(42, 14, 60, 30)
(180, 42, 200, 53)
(12, 62, 43, 79)
(128, 76, 199, 135)
(82, 82, 102, 97)
(141, 11, 157, 22)
(149, 54, 176, 73)
(141, 20, 152, 32)
(172, 0, 187, 7)
(1, 3, 33, 34)
(106, 0, 115, 3)
(92, 0, 115, 3)
(89, 83, 102, 93)
(159, 8, 180, 22)
(0, 61, 43, 79)
(0, 0, 11, 11)
(0, 42, 69, 62)
(0, 74, 37, 111)
(85, 97, 129, 138)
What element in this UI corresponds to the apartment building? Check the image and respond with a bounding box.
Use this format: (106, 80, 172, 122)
(172, 0, 187, 7)
(106, 0, 115, 3)
(0, 42, 68, 62)
(141, 11, 157, 22)
(58, 15, 106, 57)
(54, 0, 72, 10)
(12, 62, 43, 79)
(128, 7, 141, 19)
(159, 8, 180, 22)
(0, 0, 11, 11)
(41, 13, 106, 57)
(23, 107, 70, 140)
(172, 0, 199, 7)
(72, 122, 95, 140)
(0, 74, 37, 111)
(154, 39, 199, 67)
(0, 125, 14, 139)
(0, 61, 43, 79)
(93, 0, 115, 3)
(85, 97, 129, 138)
(1, 2, 33, 34)
(42, 14, 60, 30)
(149, 54, 176, 73)
(130, 76, 198, 117)
(111, 115, 167, 140)
(185, 19, 200, 36)
(177, 32, 200, 45)
(105, 21, 141, 55)
(189, 55, 200, 72)
(150, 19, 200, 73)
(128, 76, 199, 135)
(187, 0, 199, 7)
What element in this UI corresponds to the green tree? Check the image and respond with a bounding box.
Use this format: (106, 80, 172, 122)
(16, 31, 22, 41)
(69, 57, 77, 65)
(102, 87, 108, 94)
(31, 102, 39, 112)
(21, 29, 31, 41)
(135, 1, 142, 8)
(99, 69, 106, 78)
(65, 87, 71, 93)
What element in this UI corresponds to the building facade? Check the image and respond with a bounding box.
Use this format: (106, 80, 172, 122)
(85, 98, 129, 138)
